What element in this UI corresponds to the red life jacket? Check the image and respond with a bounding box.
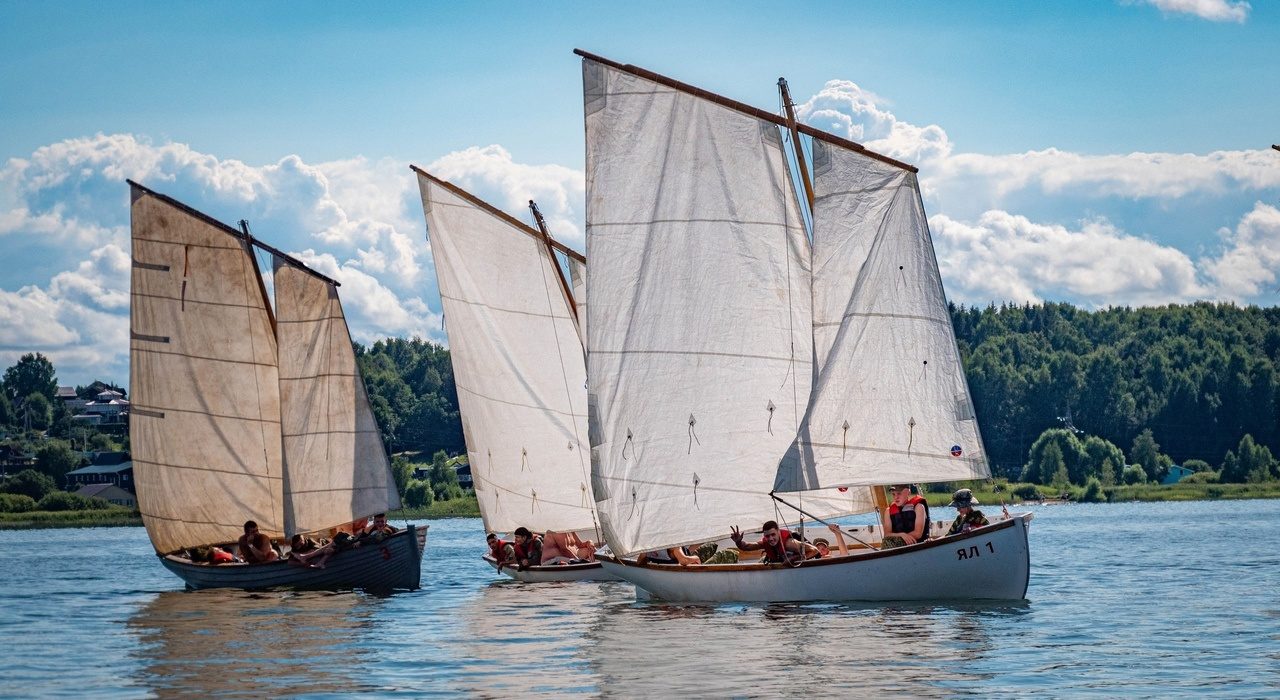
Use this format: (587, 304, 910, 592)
(514, 535, 542, 562)
(888, 495, 931, 540)
(756, 529, 792, 563)
(490, 539, 510, 560)
(211, 547, 234, 563)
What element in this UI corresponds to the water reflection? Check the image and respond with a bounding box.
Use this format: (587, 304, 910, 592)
(128, 590, 378, 698)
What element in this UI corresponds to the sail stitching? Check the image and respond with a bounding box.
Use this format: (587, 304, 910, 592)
(132, 458, 284, 479)
(591, 349, 812, 364)
(131, 290, 266, 312)
(812, 311, 949, 328)
(132, 347, 278, 369)
(455, 382, 587, 419)
(439, 292, 569, 320)
(130, 403, 280, 424)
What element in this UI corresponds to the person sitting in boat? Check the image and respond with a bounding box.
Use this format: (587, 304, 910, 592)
(288, 533, 337, 569)
(541, 530, 597, 564)
(730, 520, 818, 564)
(487, 533, 518, 570)
(359, 513, 399, 542)
(512, 527, 543, 570)
(823, 523, 850, 556)
(238, 520, 279, 564)
(879, 484, 930, 549)
(946, 489, 989, 536)
(637, 546, 700, 566)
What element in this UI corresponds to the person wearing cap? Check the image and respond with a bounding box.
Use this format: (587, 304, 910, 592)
(946, 489, 989, 536)
(879, 484, 930, 549)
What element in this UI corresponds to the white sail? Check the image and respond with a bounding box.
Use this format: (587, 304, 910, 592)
(775, 141, 989, 492)
(568, 256, 587, 344)
(417, 172, 596, 535)
(275, 259, 400, 535)
(583, 58, 866, 557)
(129, 186, 285, 554)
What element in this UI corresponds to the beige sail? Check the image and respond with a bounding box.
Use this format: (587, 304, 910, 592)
(129, 185, 285, 554)
(568, 256, 587, 345)
(417, 170, 596, 536)
(275, 259, 401, 535)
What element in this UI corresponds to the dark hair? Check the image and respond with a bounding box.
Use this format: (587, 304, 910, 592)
(514, 526, 532, 538)
(374, 513, 387, 519)
(761, 520, 779, 532)
(486, 532, 498, 541)
(243, 520, 258, 531)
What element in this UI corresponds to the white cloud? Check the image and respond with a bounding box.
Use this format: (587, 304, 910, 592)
(798, 80, 952, 165)
(1200, 202, 1280, 298)
(1135, 0, 1250, 22)
(933, 210, 1208, 307)
(289, 250, 441, 343)
(426, 145, 585, 247)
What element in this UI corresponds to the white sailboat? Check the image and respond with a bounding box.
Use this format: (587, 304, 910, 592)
(129, 181, 426, 591)
(413, 167, 617, 582)
(577, 50, 1031, 602)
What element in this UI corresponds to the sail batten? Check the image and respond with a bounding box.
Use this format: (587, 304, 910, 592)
(418, 171, 596, 536)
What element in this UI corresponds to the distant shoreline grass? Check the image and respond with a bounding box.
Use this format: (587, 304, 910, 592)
(923, 481, 1280, 507)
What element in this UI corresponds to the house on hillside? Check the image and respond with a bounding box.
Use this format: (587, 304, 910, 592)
(56, 386, 88, 412)
(1162, 464, 1195, 485)
(77, 390, 130, 434)
(0, 445, 36, 476)
(72, 483, 136, 508)
(65, 452, 134, 492)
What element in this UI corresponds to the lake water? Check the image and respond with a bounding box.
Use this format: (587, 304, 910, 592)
(1, 500, 1277, 698)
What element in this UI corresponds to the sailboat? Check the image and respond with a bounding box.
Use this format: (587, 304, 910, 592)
(576, 50, 1031, 602)
(413, 166, 617, 582)
(128, 181, 426, 591)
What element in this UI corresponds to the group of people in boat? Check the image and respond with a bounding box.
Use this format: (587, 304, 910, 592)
(186, 514, 400, 567)
(628, 485, 991, 568)
(486, 528, 599, 571)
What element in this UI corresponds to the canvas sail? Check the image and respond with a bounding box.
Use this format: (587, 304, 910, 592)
(775, 141, 989, 492)
(417, 172, 596, 535)
(567, 256, 587, 344)
(275, 258, 400, 535)
(582, 58, 874, 557)
(129, 185, 285, 554)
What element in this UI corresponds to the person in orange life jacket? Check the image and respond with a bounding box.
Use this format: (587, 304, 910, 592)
(879, 484, 930, 549)
(731, 520, 818, 563)
(487, 532, 518, 571)
(512, 527, 543, 571)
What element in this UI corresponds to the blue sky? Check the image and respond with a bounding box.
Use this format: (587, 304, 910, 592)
(1, 0, 1278, 385)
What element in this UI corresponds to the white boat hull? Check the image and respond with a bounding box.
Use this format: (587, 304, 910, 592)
(599, 515, 1031, 603)
(159, 525, 428, 592)
(483, 555, 621, 582)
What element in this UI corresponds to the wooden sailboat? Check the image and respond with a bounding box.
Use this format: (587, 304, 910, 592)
(412, 167, 617, 582)
(129, 181, 426, 591)
(577, 49, 1030, 602)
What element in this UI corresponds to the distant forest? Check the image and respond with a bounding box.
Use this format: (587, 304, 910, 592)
(953, 301, 1280, 479)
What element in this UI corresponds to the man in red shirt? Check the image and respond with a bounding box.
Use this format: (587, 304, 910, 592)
(731, 520, 817, 564)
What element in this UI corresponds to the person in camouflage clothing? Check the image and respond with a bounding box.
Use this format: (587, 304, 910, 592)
(946, 489, 989, 536)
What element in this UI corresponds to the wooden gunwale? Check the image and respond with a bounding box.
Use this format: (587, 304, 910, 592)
(604, 517, 1018, 573)
(481, 554, 604, 572)
(128, 180, 341, 287)
(411, 165, 586, 264)
(572, 49, 918, 174)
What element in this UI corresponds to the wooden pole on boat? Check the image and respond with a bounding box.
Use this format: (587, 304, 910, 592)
(778, 77, 815, 211)
(239, 220, 278, 337)
(529, 200, 582, 330)
(1273, 144, 1280, 152)
(573, 48, 918, 174)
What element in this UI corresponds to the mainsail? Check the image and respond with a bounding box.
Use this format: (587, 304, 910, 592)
(416, 168, 596, 535)
(130, 182, 402, 554)
(775, 142, 989, 491)
(567, 256, 587, 344)
(275, 258, 400, 536)
(581, 56, 869, 557)
(129, 184, 285, 554)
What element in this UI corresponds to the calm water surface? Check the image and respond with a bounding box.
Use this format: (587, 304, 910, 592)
(1, 500, 1278, 698)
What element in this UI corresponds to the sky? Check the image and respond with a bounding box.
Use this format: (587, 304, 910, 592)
(1, 0, 1278, 386)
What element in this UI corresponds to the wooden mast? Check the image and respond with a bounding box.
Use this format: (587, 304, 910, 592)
(574, 48, 917, 173)
(410, 165, 586, 264)
(1272, 144, 1279, 152)
(778, 77, 815, 211)
(240, 220, 278, 336)
(529, 200, 582, 330)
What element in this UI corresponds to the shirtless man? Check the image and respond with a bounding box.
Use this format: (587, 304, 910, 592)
(238, 520, 278, 564)
(541, 530, 597, 564)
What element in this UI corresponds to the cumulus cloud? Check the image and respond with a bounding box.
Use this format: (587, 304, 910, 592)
(933, 210, 1207, 307)
(1201, 202, 1280, 298)
(289, 250, 441, 343)
(797, 80, 952, 165)
(425, 145, 585, 247)
(1134, 0, 1250, 22)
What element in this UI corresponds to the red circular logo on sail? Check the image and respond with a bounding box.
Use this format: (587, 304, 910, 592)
(837, 486, 848, 493)
(951, 445, 963, 457)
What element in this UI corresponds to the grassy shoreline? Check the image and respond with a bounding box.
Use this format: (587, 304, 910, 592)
(6, 486, 1280, 530)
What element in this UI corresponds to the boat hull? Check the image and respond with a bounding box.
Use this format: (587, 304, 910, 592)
(159, 525, 428, 592)
(483, 555, 620, 582)
(599, 515, 1031, 603)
